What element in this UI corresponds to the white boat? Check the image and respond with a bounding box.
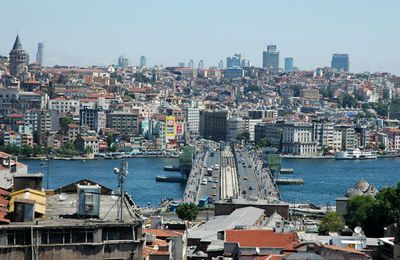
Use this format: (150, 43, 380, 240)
(335, 149, 377, 160)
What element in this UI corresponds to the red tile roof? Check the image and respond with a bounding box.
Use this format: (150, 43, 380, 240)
(225, 230, 299, 250)
(322, 244, 371, 257)
(144, 229, 183, 238)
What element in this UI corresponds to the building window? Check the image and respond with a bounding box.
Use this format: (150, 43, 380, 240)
(41, 228, 94, 244)
(7, 230, 31, 245)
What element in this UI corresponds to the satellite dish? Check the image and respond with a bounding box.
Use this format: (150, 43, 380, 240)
(354, 226, 362, 234)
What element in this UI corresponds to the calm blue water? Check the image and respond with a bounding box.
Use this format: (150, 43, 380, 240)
(22, 158, 184, 206)
(280, 158, 400, 206)
(22, 157, 400, 207)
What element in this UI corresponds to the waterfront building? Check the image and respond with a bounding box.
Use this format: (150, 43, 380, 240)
(331, 53, 349, 72)
(262, 45, 279, 69)
(284, 57, 294, 72)
(36, 42, 44, 65)
(118, 55, 129, 68)
(0, 152, 28, 189)
(281, 122, 318, 155)
(227, 117, 246, 142)
(335, 125, 356, 151)
(254, 122, 284, 148)
(199, 110, 227, 142)
(140, 55, 147, 68)
(185, 107, 200, 135)
(107, 112, 139, 135)
(75, 135, 99, 154)
(9, 35, 27, 77)
(79, 108, 106, 133)
(244, 118, 262, 142)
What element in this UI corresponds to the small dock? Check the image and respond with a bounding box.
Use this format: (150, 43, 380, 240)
(280, 168, 294, 174)
(164, 165, 180, 172)
(276, 178, 304, 185)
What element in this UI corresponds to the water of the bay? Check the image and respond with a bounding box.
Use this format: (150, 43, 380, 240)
(280, 158, 400, 206)
(22, 158, 184, 206)
(22, 157, 400, 207)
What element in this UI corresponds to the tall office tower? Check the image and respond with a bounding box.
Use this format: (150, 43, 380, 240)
(262, 45, 279, 69)
(226, 53, 242, 68)
(218, 60, 224, 69)
(284, 57, 294, 72)
(188, 59, 194, 68)
(36, 42, 44, 65)
(140, 55, 147, 68)
(198, 59, 204, 70)
(118, 55, 129, 68)
(331, 54, 349, 72)
(9, 35, 27, 77)
(178, 62, 186, 67)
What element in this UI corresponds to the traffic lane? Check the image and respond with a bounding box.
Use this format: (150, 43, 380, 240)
(236, 152, 262, 198)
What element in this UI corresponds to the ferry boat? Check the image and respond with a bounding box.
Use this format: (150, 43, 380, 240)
(335, 149, 377, 160)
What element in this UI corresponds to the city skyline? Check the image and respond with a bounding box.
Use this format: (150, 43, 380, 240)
(1, 0, 400, 74)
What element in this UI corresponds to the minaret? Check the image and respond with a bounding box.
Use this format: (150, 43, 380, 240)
(9, 35, 27, 77)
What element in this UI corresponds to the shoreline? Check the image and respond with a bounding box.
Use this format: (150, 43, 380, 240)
(281, 154, 399, 160)
(19, 155, 179, 160)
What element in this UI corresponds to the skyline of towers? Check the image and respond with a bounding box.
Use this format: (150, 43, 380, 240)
(36, 42, 44, 66)
(9, 35, 27, 77)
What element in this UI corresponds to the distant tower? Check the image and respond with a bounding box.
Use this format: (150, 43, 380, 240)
(198, 59, 204, 70)
(188, 59, 194, 68)
(118, 55, 128, 68)
(284, 57, 294, 72)
(36, 42, 44, 65)
(331, 54, 349, 72)
(218, 60, 224, 69)
(9, 35, 27, 77)
(140, 55, 147, 68)
(262, 45, 279, 69)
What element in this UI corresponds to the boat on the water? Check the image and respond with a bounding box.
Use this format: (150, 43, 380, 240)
(335, 149, 377, 160)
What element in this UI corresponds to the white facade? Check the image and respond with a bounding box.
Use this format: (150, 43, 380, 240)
(49, 99, 80, 115)
(282, 122, 317, 155)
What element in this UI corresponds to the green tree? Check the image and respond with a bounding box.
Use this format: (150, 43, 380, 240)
(21, 145, 33, 157)
(60, 116, 75, 127)
(379, 143, 386, 150)
(345, 195, 375, 229)
(236, 131, 250, 142)
(318, 212, 344, 235)
(176, 202, 199, 221)
(84, 146, 94, 155)
(256, 137, 272, 149)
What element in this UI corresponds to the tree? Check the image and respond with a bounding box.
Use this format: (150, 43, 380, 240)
(236, 131, 250, 142)
(318, 212, 344, 235)
(345, 195, 375, 229)
(256, 137, 272, 149)
(379, 143, 386, 150)
(60, 116, 75, 127)
(176, 202, 199, 221)
(84, 146, 94, 155)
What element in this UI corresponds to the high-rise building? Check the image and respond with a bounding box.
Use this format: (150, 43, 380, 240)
(140, 55, 147, 68)
(284, 57, 294, 72)
(188, 59, 194, 68)
(226, 54, 241, 68)
(199, 111, 227, 141)
(118, 55, 129, 68)
(9, 35, 27, 77)
(218, 60, 224, 69)
(178, 62, 186, 67)
(36, 42, 44, 66)
(198, 60, 204, 70)
(262, 45, 279, 69)
(331, 54, 349, 72)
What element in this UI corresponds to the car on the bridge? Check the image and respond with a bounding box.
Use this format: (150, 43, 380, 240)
(243, 176, 248, 180)
(212, 184, 217, 189)
(211, 191, 217, 196)
(213, 178, 219, 183)
(201, 178, 207, 185)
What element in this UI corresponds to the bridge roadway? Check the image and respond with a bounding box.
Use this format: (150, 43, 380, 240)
(220, 148, 239, 200)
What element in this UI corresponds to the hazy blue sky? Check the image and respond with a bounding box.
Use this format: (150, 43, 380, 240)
(1, 0, 400, 74)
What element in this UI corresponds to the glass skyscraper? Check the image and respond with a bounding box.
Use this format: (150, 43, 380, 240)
(331, 54, 349, 72)
(284, 57, 294, 72)
(263, 45, 279, 69)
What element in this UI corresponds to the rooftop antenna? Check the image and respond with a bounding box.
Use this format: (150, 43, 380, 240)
(114, 159, 128, 222)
